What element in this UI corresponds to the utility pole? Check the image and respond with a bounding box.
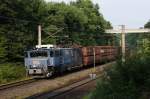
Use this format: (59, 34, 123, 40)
(89, 47, 96, 80)
(38, 25, 41, 47)
(121, 25, 126, 62)
(93, 47, 96, 72)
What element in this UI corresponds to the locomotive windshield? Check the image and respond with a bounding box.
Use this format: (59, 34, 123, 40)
(30, 51, 48, 58)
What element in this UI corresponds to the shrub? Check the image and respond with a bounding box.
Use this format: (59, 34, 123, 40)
(86, 53, 150, 99)
(0, 63, 26, 84)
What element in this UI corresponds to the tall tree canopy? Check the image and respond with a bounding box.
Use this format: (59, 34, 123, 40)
(0, 0, 112, 63)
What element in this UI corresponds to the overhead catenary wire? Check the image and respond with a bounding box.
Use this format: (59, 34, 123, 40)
(0, 15, 115, 46)
(0, 15, 106, 31)
(0, 16, 111, 39)
(0, 15, 115, 40)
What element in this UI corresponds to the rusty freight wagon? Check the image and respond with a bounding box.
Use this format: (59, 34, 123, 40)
(81, 46, 119, 66)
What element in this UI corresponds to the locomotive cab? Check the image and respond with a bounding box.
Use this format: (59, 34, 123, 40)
(24, 49, 56, 77)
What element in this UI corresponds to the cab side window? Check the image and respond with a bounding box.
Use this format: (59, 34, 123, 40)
(50, 51, 54, 57)
(55, 50, 60, 57)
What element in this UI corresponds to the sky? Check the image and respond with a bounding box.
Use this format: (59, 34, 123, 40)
(45, 0, 150, 28)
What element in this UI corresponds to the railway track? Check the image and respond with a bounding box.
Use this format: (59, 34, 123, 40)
(26, 74, 101, 99)
(0, 78, 36, 90)
(0, 62, 114, 99)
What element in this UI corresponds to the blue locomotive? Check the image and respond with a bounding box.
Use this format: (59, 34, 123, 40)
(24, 45, 82, 77)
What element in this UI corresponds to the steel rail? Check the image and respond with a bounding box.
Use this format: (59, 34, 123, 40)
(26, 74, 102, 99)
(0, 78, 36, 90)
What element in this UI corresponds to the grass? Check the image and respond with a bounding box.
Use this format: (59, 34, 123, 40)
(0, 63, 26, 84)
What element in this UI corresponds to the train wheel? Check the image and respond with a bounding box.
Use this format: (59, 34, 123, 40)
(47, 67, 55, 77)
(46, 71, 53, 78)
(58, 67, 64, 76)
(67, 66, 72, 71)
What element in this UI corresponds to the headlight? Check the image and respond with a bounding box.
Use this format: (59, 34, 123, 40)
(33, 65, 37, 68)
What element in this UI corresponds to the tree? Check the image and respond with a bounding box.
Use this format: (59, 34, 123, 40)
(0, 0, 47, 62)
(0, 0, 112, 62)
(71, 0, 113, 45)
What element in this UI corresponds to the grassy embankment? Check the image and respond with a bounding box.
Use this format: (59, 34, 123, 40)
(85, 52, 150, 99)
(0, 63, 26, 84)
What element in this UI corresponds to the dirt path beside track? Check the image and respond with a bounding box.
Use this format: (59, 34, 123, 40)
(0, 62, 114, 99)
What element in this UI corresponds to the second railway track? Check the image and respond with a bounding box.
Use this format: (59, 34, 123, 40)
(26, 73, 102, 99)
(0, 78, 36, 90)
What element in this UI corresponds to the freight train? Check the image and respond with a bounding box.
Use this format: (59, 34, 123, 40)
(24, 45, 119, 77)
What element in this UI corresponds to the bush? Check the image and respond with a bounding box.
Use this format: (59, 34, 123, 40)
(86, 53, 150, 99)
(0, 63, 26, 84)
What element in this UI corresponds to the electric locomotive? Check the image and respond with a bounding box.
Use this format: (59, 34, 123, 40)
(24, 45, 82, 77)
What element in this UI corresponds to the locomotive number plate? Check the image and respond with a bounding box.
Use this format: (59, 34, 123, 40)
(32, 60, 40, 65)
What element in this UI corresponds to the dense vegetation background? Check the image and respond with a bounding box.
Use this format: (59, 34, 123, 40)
(126, 20, 150, 51)
(0, 0, 112, 63)
(85, 22, 150, 99)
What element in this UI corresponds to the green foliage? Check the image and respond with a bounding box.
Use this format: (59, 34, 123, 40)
(0, 35, 7, 62)
(44, 0, 112, 46)
(0, 63, 26, 84)
(125, 20, 150, 53)
(0, 0, 47, 62)
(0, 0, 112, 62)
(86, 52, 150, 99)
